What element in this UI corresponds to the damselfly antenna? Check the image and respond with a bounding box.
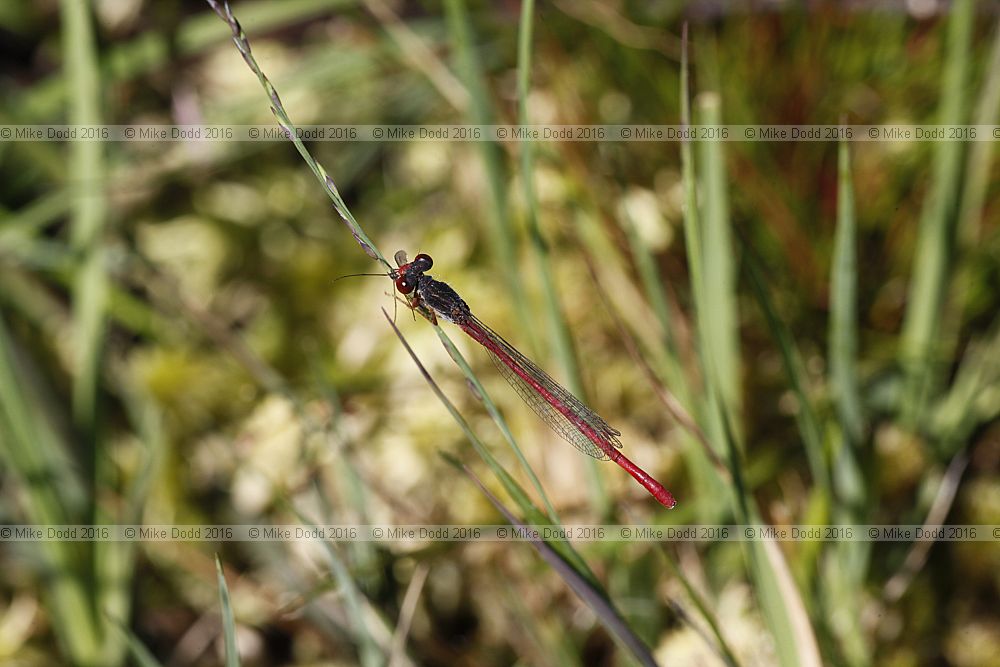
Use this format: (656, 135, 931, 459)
(332, 272, 388, 283)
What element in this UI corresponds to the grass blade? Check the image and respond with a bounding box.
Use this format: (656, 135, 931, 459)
(955, 15, 1000, 245)
(829, 140, 867, 520)
(679, 25, 732, 519)
(824, 144, 871, 666)
(934, 14, 1000, 392)
(452, 459, 660, 667)
(752, 538, 823, 667)
(830, 141, 865, 447)
(61, 0, 108, 495)
(215, 555, 241, 667)
(899, 0, 974, 421)
(695, 90, 740, 423)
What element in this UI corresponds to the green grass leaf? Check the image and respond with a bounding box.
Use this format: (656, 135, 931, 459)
(899, 0, 974, 422)
(215, 555, 241, 667)
(830, 141, 865, 446)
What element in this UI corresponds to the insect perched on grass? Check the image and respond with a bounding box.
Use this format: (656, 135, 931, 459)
(391, 250, 676, 508)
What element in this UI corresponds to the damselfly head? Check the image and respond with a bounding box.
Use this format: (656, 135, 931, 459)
(392, 251, 434, 294)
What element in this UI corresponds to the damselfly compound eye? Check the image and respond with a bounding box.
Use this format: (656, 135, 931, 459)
(414, 253, 433, 271)
(395, 276, 415, 294)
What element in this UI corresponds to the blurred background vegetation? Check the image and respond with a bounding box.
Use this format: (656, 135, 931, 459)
(1, 0, 999, 665)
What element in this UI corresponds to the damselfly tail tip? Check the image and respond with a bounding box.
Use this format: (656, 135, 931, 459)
(659, 490, 678, 509)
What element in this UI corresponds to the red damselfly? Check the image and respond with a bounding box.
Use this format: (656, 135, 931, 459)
(391, 251, 676, 508)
